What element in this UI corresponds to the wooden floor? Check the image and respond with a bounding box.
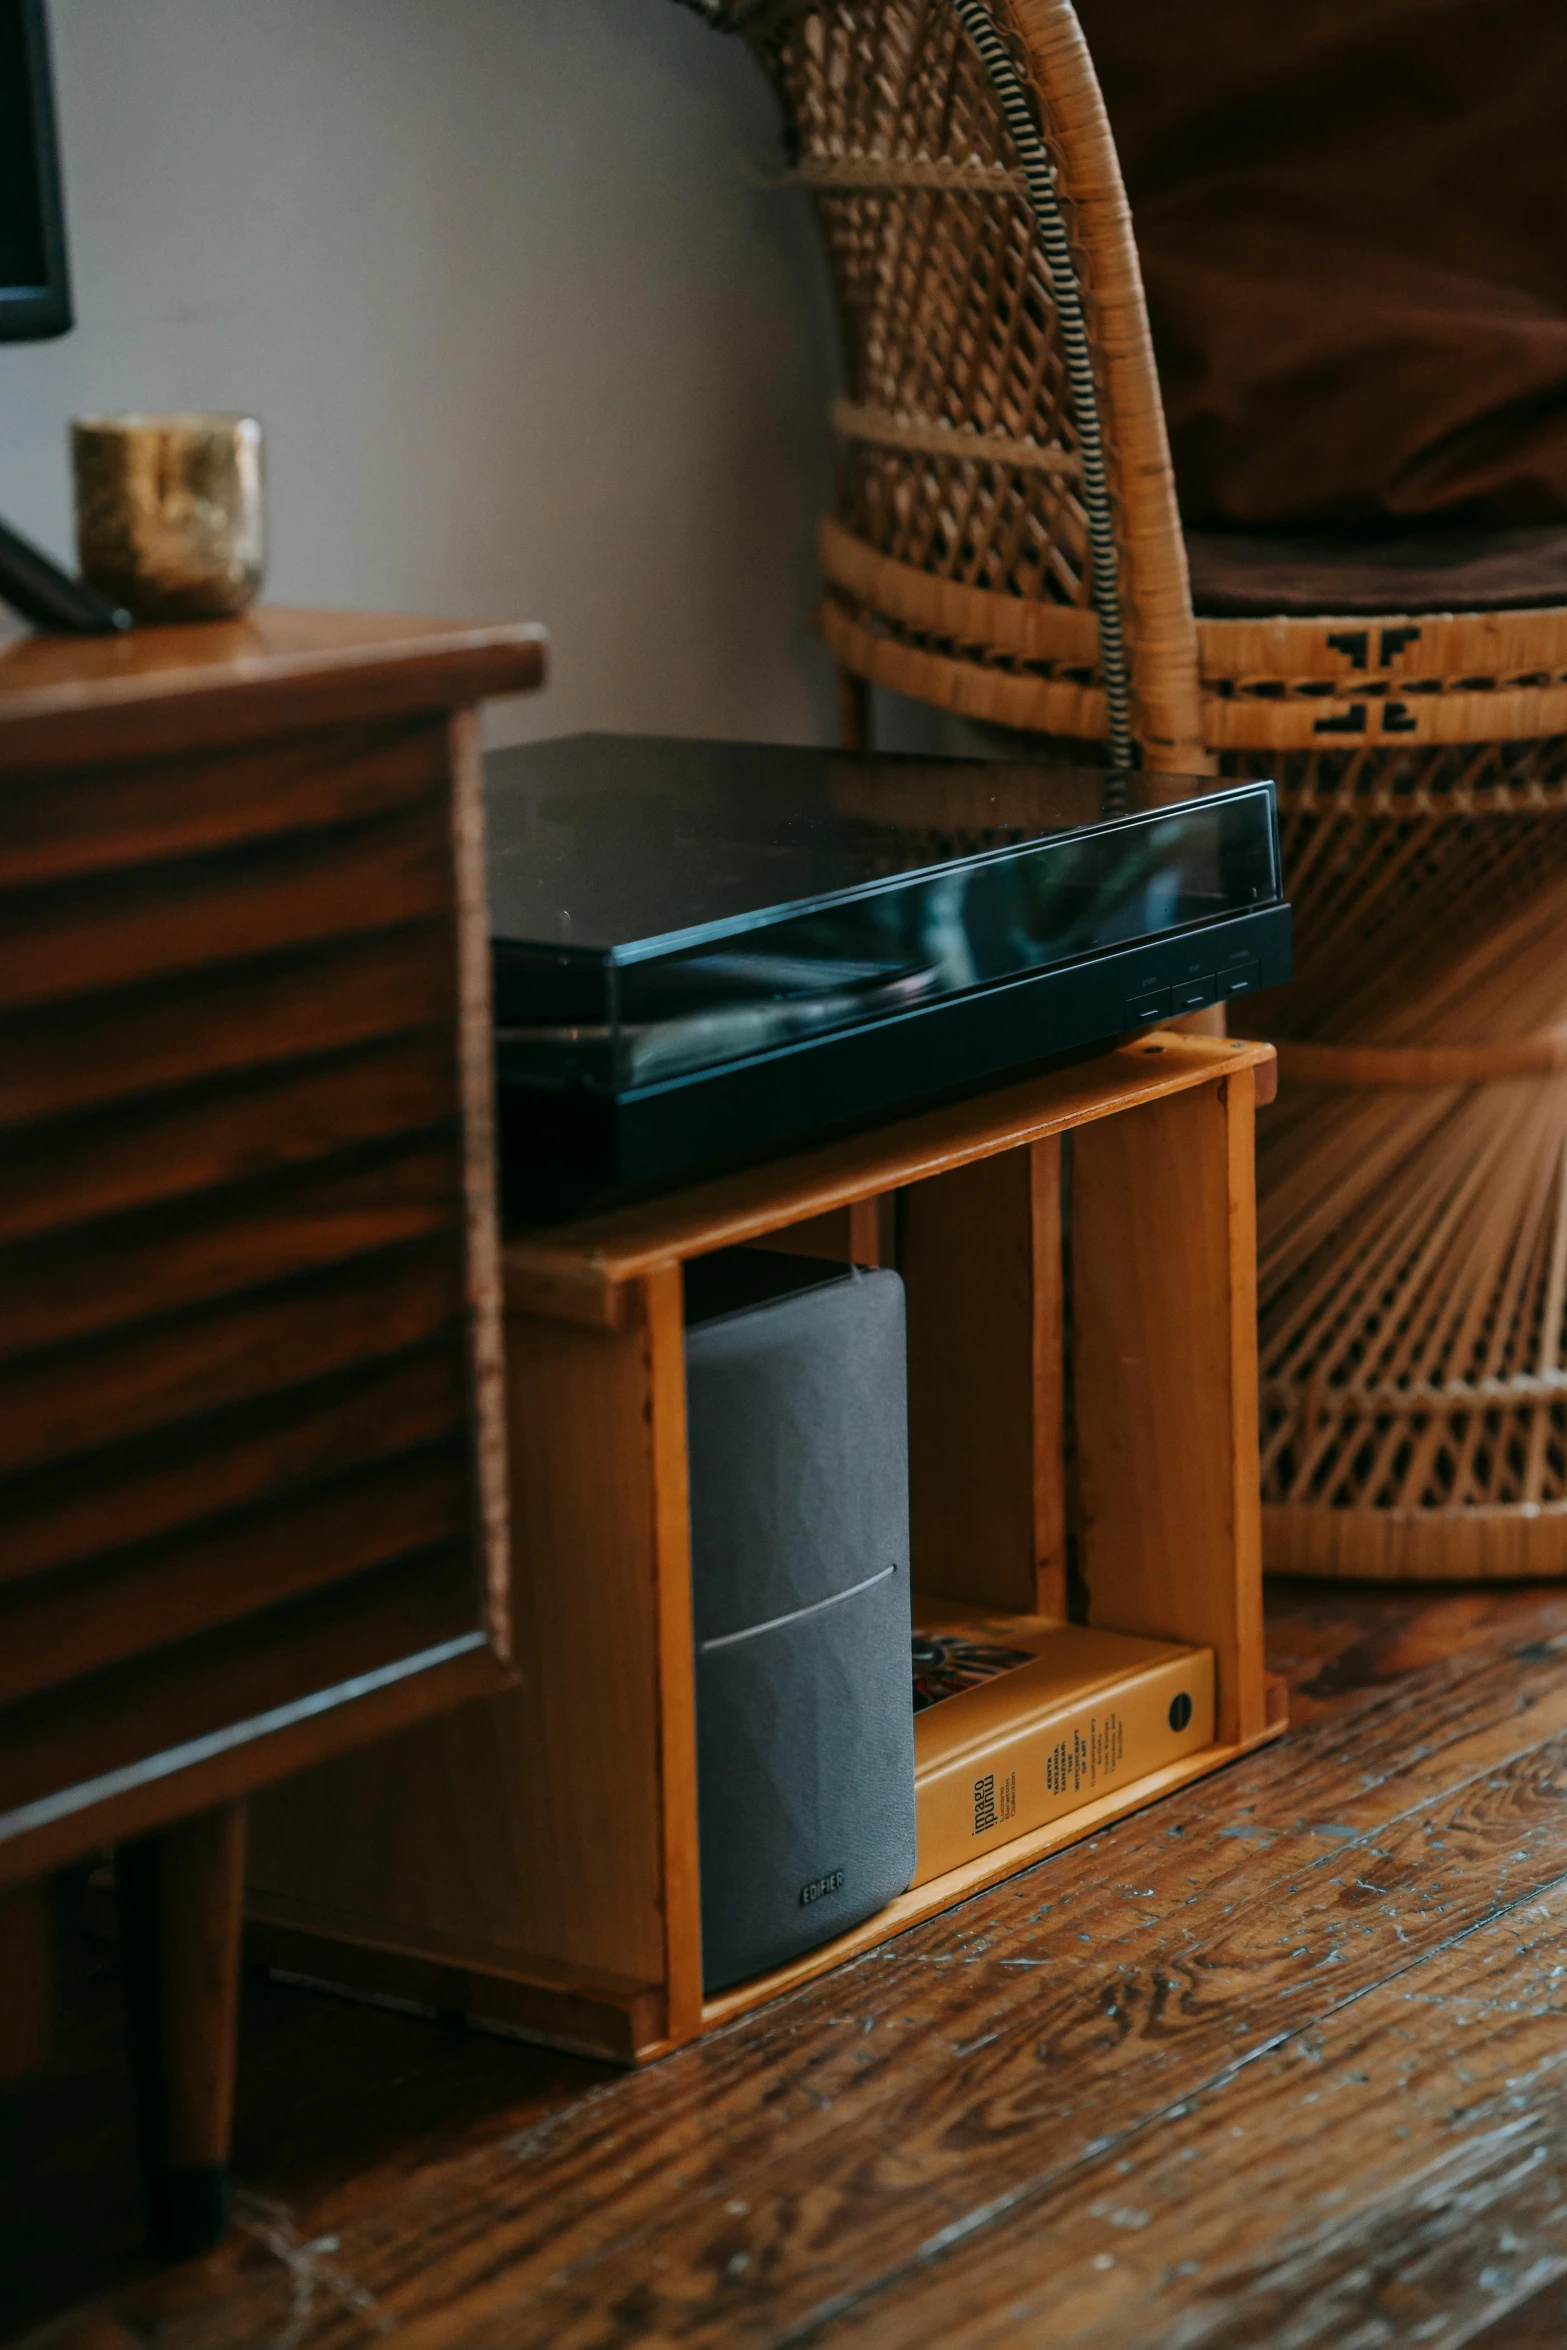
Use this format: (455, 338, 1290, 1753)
(10, 1577, 1567, 2349)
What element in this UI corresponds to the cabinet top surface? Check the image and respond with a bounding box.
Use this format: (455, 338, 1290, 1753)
(0, 606, 547, 735)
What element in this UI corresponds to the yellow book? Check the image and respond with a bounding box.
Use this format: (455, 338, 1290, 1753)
(911, 1602, 1215, 1885)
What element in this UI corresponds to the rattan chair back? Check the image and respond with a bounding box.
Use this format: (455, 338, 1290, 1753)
(720, 0, 1567, 1577)
(737, 0, 1203, 769)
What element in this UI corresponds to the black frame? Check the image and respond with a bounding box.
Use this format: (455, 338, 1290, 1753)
(0, 0, 71, 342)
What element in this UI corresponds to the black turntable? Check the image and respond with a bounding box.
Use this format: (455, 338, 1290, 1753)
(488, 735, 1290, 1218)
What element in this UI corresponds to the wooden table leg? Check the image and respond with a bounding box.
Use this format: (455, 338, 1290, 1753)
(116, 1802, 247, 2258)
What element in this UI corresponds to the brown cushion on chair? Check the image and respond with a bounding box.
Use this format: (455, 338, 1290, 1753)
(1075, 0, 1567, 534)
(1184, 523, 1567, 616)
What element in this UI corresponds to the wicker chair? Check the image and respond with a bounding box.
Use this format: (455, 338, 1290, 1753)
(695, 0, 1567, 1579)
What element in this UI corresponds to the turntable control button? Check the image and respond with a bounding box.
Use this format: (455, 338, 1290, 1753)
(1172, 976, 1218, 1013)
(1221, 960, 1260, 997)
(1125, 987, 1172, 1026)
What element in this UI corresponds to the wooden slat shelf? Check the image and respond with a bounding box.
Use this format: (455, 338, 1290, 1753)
(250, 1029, 1284, 2062)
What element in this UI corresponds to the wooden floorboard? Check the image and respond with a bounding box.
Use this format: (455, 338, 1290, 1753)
(9, 1580, 1567, 2349)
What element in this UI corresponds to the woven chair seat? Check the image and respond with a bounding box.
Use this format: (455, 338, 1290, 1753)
(1186, 526, 1567, 620)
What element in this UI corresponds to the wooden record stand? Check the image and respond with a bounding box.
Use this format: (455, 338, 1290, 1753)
(249, 1029, 1287, 2065)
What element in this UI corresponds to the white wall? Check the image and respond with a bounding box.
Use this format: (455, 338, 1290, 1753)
(0, 0, 853, 749)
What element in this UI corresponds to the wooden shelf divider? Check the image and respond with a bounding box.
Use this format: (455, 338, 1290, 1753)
(248, 1030, 1286, 2063)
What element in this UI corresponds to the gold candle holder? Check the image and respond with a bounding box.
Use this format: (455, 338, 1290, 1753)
(71, 412, 266, 623)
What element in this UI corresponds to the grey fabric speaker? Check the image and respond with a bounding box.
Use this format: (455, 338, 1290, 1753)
(684, 1248, 917, 1993)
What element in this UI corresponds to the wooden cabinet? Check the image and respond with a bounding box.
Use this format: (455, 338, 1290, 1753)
(0, 607, 543, 2247)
